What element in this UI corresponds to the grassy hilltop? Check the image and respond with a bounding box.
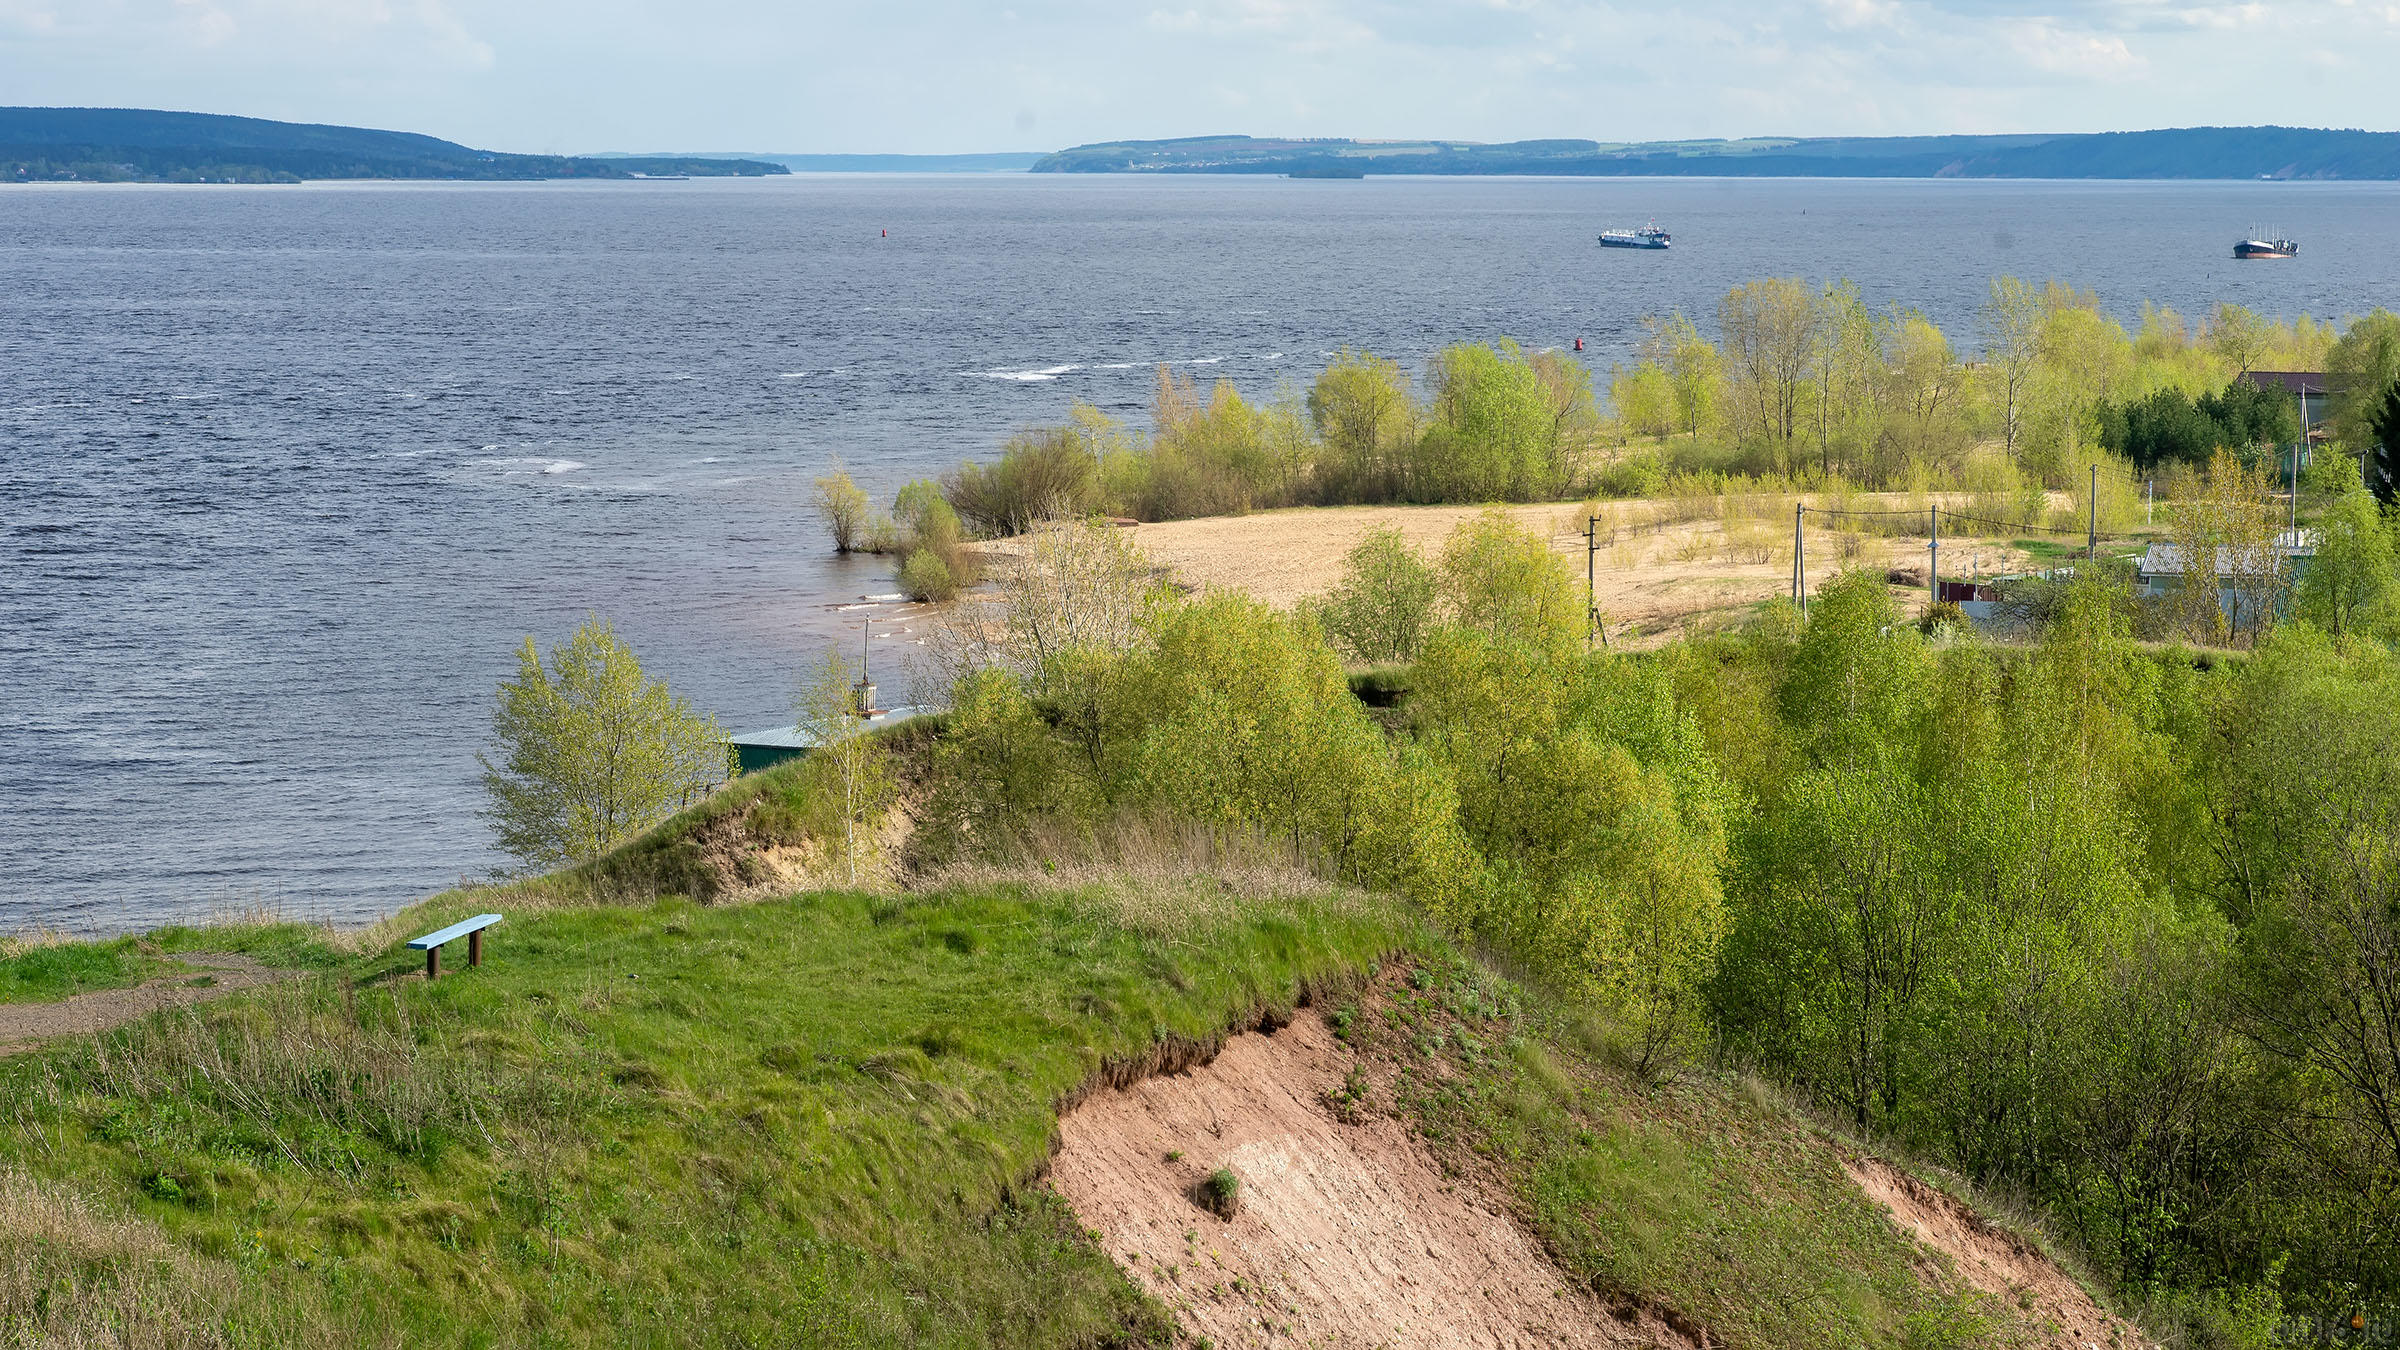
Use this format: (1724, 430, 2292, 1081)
(0, 755, 2073, 1349)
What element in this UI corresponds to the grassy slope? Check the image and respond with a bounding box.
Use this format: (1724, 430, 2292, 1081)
(0, 924, 341, 1006)
(1, 882, 1421, 1348)
(1359, 955, 2024, 1348)
(2, 738, 2077, 1349)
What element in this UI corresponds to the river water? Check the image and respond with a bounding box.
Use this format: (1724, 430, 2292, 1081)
(4, 173, 2396, 932)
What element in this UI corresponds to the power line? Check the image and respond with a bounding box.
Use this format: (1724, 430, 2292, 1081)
(1931, 508, 2091, 538)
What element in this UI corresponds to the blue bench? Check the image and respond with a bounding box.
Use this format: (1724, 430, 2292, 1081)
(409, 914, 502, 980)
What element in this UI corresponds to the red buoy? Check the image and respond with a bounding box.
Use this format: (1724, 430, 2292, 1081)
(881, 228, 888, 238)
(1573, 337, 1584, 352)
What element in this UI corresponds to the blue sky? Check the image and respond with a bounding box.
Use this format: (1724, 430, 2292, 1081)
(1, 0, 2392, 154)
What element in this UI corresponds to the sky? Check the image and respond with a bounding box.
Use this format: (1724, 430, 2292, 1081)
(1, 0, 2394, 154)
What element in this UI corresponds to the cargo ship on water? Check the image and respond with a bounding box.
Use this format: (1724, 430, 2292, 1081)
(2234, 234, 2298, 259)
(1599, 224, 1671, 250)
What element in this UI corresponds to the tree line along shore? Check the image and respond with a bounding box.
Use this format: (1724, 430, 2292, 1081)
(812, 275, 2400, 619)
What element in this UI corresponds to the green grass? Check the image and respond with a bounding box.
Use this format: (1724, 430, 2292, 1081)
(0, 924, 340, 1006)
(1365, 955, 2015, 1349)
(1, 882, 1423, 1348)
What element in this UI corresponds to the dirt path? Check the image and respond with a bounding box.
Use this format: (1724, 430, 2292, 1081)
(1050, 1012, 1691, 1349)
(0, 954, 297, 1055)
(1843, 1156, 2147, 1350)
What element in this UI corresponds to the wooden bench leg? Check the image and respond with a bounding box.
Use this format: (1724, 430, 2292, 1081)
(426, 945, 440, 981)
(469, 929, 482, 968)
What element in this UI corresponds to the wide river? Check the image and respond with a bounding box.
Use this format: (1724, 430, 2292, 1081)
(5, 173, 2398, 932)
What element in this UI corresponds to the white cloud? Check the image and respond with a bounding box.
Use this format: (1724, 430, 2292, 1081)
(1820, 0, 1901, 30)
(2007, 18, 2143, 74)
(2, 0, 2395, 153)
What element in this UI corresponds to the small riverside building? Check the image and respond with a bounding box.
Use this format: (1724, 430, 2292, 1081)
(2135, 532, 2316, 598)
(2236, 371, 2332, 438)
(726, 706, 927, 775)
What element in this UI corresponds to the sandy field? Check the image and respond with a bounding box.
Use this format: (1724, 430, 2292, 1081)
(1100, 499, 2041, 646)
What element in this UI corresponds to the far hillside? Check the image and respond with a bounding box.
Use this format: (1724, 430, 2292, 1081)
(1035, 126, 2400, 179)
(0, 107, 787, 183)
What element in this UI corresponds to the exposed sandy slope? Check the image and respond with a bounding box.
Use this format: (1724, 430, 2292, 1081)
(0, 953, 297, 1055)
(1844, 1157, 2146, 1350)
(1050, 1012, 1692, 1349)
(1071, 501, 2037, 646)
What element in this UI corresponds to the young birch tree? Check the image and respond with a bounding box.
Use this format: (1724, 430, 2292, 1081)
(1719, 278, 1819, 452)
(1982, 276, 2048, 462)
(795, 649, 892, 887)
(480, 617, 728, 871)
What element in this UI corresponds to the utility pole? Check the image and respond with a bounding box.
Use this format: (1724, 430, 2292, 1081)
(1928, 505, 1939, 613)
(1586, 514, 1598, 649)
(2290, 440, 2300, 540)
(1792, 503, 1803, 611)
(2088, 463, 2098, 562)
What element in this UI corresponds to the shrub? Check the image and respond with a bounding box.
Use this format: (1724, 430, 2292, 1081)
(1195, 1168, 1240, 1219)
(945, 430, 1103, 536)
(900, 548, 958, 603)
(813, 468, 873, 553)
(1316, 526, 1438, 664)
(1596, 451, 1668, 499)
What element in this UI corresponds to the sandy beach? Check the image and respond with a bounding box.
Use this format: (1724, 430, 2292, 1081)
(1044, 497, 2042, 645)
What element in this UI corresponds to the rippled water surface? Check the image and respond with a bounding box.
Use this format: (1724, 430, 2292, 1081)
(5, 174, 2397, 931)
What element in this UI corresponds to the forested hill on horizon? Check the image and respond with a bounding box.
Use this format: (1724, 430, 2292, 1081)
(0, 107, 786, 183)
(1035, 126, 2400, 179)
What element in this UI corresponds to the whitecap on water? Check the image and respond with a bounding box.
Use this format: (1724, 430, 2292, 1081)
(473, 457, 587, 476)
(974, 363, 1080, 382)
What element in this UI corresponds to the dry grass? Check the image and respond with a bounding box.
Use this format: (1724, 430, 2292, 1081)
(1110, 495, 2046, 649)
(10, 979, 509, 1172)
(917, 814, 1343, 907)
(0, 1168, 239, 1349)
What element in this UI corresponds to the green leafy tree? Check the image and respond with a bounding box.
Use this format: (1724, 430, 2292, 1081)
(917, 667, 1073, 861)
(1413, 620, 1730, 1078)
(1645, 310, 1722, 441)
(1609, 361, 1677, 441)
(1315, 526, 1438, 664)
(1424, 341, 1577, 501)
(2211, 633, 2400, 1287)
(795, 649, 894, 886)
(1437, 509, 1582, 652)
(2208, 302, 2273, 376)
(2328, 309, 2400, 454)
(1808, 280, 1884, 477)
(2371, 376, 2400, 507)
(813, 466, 872, 553)
(1981, 276, 2047, 460)
(479, 618, 728, 870)
(1719, 278, 1819, 450)
(2293, 488, 2395, 636)
(1884, 311, 1968, 468)
(1308, 348, 1416, 502)
(892, 478, 975, 601)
